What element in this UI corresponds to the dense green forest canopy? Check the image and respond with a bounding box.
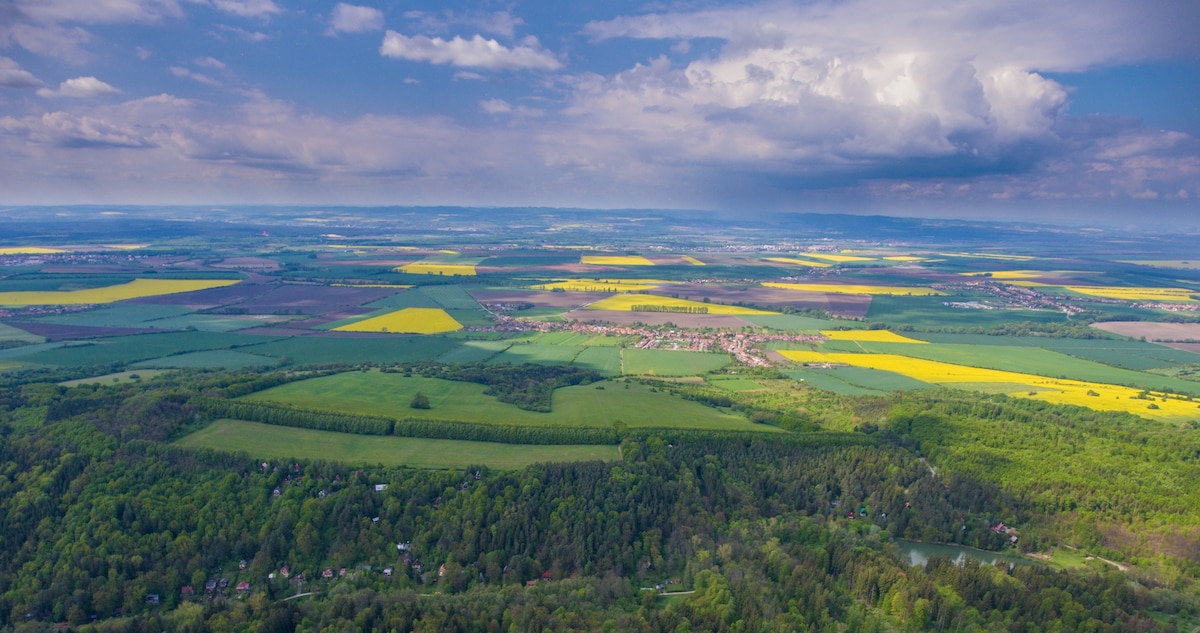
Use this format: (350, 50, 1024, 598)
(0, 364, 1198, 631)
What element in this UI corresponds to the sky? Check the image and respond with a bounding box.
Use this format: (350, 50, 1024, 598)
(1, 0, 1198, 223)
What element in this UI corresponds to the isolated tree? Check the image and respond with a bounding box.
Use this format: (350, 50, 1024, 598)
(410, 392, 431, 409)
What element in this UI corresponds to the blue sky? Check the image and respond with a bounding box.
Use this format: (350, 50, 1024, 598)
(1, 0, 1197, 222)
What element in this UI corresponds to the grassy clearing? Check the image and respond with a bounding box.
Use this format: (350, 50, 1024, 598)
(133, 350, 278, 369)
(177, 420, 619, 469)
(243, 372, 763, 431)
(0, 278, 241, 306)
(333, 308, 463, 334)
(580, 255, 656, 266)
(59, 369, 171, 386)
(586, 294, 775, 315)
(778, 349, 1200, 420)
(707, 378, 763, 391)
(763, 282, 944, 296)
(622, 349, 731, 376)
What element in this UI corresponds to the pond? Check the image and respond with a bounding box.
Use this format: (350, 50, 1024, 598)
(896, 539, 1037, 568)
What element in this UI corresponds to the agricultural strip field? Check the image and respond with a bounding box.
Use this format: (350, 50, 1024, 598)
(1056, 285, 1198, 302)
(530, 279, 673, 292)
(398, 262, 478, 276)
(585, 294, 775, 315)
(488, 343, 584, 366)
(865, 295, 1065, 327)
(0, 322, 43, 344)
(915, 332, 1200, 371)
(778, 350, 1200, 421)
(792, 253, 877, 263)
(239, 336, 459, 366)
(821, 330, 928, 344)
(15, 331, 285, 367)
(333, 308, 463, 334)
(764, 257, 832, 268)
(132, 350, 278, 369)
(30, 304, 194, 327)
(177, 420, 619, 469)
(580, 255, 655, 266)
(1091, 322, 1200, 343)
(572, 347, 622, 375)
(787, 367, 933, 393)
(0, 279, 241, 306)
(242, 372, 766, 431)
(434, 340, 513, 364)
(621, 349, 732, 376)
(763, 282, 944, 296)
(846, 341, 1200, 396)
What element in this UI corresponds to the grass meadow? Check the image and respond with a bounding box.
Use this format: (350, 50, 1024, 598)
(241, 371, 766, 431)
(177, 419, 619, 469)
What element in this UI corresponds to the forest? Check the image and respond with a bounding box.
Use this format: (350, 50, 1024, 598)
(1, 364, 1197, 631)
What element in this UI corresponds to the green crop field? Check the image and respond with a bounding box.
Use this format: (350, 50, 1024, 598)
(18, 331, 284, 367)
(134, 314, 276, 332)
(33, 304, 194, 327)
(707, 377, 763, 391)
(365, 289, 441, 309)
(914, 332, 1200, 371)
(176, 419, 619, 469)
(435, 340, 512, 363)
(742, 315, 866, 331)
(242, 371, 769, 431)
(0, 322, 43, 344)
(785, 370, 890, 395)
(621, 349, 731, 376)
(240, 335, 458, 366)
(866, 296, 1066, 327)
(573, 347, 622, 375)
(420, 284, 483, 310)
(857, 341, 1200, 396)
(487, 343, 584, 366)
(133, 349, 278, 369)
(787, 366, 933, 393)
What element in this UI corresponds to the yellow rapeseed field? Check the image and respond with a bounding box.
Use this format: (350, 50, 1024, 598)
(581, 255, 657, 266)
(0, 278, 240, 306)
(586, 294, 775, 315)
(778, 350, 1198, 420)
(763, 282, 945, 296)
(940, 252, 1035, 261)
(0, 247, 66, 255)
(883, 256, 926, 262)
(796, 253, 876, 262)
(960, 270, 1046, 279)
(765, 257, 832, 268)
(1119, 260, 1200, 270)
(333, 308, 462, 334)
(398, 263, 477, 276)
(821, 330, 929, 344)
(1061, 286, 1198, 302)
(681, 256, 706, 266)
(531, 279, 673, 292)
(102, 244, 148, 250)
(330, 283, 413, 289)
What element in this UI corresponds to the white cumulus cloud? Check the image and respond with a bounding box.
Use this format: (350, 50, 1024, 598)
(380, 32, 560, 70)
(207, 0, 281, 19)
(0, 57, 44, 88)
(328, 3, 385, 35)
(37, 76, 121, 98)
